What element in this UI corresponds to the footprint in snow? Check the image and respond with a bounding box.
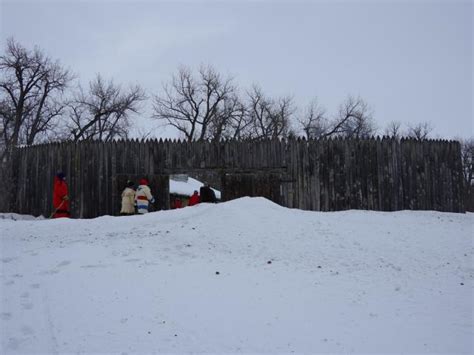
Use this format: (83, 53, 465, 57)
(80, 264, 109, 269)
(20, 325, 34, 335)
(30, 283, 40, 289)
(6, 337, 19, 350)
(1, 257, 17, 263)
(21, 303, 33, 310)
(0, 312, 12, 320)
(57, 260, 71, 268)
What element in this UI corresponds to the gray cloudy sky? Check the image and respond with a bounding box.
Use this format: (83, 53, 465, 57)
(1, 0, 472, 139)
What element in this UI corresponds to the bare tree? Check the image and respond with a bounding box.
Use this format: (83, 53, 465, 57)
(152, 65, 237, 141)
(298, 98, 327, 139)
(226, 96, 253, 139)
(24, 63, 72, 144)
(384, 121, 402, 138)
(208, 93, 249, 140)
(66, 75, 146, 142)
(0, 38, 72, 158)
(246, 85, 295, 139)
(323, 95, 375, 139)
(0, 98, 14, 159)
(133, 126, 154, 140)
(406, 121, 433, 140)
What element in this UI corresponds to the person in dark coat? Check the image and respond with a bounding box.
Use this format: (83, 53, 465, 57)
(188, 190, 200, 206)
(199, 183, 217, 203)
(52, 172, 70, 218)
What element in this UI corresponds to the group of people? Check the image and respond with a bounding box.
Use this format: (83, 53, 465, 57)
(52, 172, 218, 218)
(171, 184, 217, 209)
(120, 178, 155, 215)
(122, 179, 217, 215)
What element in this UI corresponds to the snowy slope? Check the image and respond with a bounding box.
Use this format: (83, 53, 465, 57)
(0, 198, 472, 354)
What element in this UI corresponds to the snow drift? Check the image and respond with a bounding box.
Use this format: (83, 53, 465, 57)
(1, 197, 472, 353)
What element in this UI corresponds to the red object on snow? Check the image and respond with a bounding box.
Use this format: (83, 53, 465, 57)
(53, 176, 70, 218)
(188, 191, 200, 206)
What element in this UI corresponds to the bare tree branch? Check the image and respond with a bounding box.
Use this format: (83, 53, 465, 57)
(152, 65, 237, 141)
(384, 121, 402, 138)
(65, 75, 146, 142)
(0, 38, 73, 156)
(298, 98, 327, 139)
(323, 95, 375, 139)
(246, 85, 295, 139)
(406, 121, 433, 140)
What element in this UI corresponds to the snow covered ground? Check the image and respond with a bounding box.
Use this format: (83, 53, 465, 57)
(1, 198, 472, 354)
(0, 213, 45, 222)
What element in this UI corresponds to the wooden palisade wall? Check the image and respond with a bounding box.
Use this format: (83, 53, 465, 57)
(9, 137, 465, 217)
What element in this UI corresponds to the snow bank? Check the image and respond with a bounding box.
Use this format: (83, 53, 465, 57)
(0, 213, 45, 221)
(1, 198, 472, 354)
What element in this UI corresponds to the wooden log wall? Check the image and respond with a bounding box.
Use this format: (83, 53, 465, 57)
(8, 137, 465, 218)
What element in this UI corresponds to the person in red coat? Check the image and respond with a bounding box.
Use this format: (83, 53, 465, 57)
(52, 172, 70, 218)
(188, 190, 200, 206)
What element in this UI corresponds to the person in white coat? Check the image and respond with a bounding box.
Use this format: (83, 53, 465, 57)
(120, 180, 136, 215)
(135, 178, 155, 214)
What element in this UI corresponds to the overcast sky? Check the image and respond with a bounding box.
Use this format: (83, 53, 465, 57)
(1, 0, 472, 139)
